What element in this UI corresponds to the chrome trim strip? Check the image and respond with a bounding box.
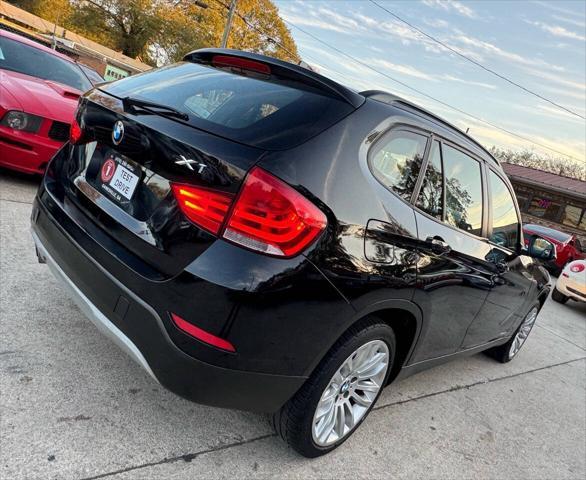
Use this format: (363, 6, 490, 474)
(32, 230, 159, 383)
(73, 176, 158, 246)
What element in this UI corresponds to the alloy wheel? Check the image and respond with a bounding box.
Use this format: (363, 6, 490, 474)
(311, 340, 389, 447)
(508, 307, 538, 359)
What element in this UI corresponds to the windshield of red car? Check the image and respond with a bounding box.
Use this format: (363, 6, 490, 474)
(0, 36, 92, 92)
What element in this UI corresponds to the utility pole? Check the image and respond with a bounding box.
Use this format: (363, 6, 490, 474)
(221, 0, 237, 48)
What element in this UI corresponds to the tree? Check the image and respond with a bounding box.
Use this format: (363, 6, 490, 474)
(8, 0, 300, 66)
(489, 147, 585, 181)
(69, 0, 164, 61)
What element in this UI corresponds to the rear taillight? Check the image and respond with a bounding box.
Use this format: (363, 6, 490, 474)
(222, 167, 327, 257)
(69, 117, 83, 144)
(171, 184, 233, 235)
(570, 262, 585, 273)
(171, 167, 327, 257)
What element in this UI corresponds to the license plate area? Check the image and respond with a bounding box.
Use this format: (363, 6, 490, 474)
(98, 153, 140, 204)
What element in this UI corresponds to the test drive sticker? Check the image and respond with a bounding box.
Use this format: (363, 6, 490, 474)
(101, 158, 117, 183)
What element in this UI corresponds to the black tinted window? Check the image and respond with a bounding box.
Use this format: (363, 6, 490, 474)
(370, 131, 428, 202)
(489, 171, 519, 249)
(443, 145, 483, 235)
(102, 62, 354, 150)
(0, 36, 91, 91)
(416, 140, 443, 219)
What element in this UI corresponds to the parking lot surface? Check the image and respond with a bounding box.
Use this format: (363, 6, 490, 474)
(1, 169, 585, 480)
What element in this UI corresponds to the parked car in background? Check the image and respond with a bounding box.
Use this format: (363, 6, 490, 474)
(552, 260, 586, 304)
(77, 62, 105, 85)
(32, 49, 555, 457)
(0, 29, 94, 174)
(523, 224, 585, 274)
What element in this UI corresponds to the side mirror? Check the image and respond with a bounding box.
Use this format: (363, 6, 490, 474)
(527, 235, 557, 261)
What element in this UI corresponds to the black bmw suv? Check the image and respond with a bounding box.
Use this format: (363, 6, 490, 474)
(31, 49, 555, 457)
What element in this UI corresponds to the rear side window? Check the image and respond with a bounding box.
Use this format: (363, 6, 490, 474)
(370, 130, 428, 202)
(416, 140, 443, 219)
(101, 62, 354, 150)
(443, 145, 483, 235)
(488, 170, 519, 249)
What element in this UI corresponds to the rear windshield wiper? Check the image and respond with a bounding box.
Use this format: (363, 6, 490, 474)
(123, 96, 189, 121)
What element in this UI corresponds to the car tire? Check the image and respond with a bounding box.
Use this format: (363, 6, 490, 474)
(552, 288, 568, 304)
(485, 303, 540, 364)
(272, 318, 395, 458)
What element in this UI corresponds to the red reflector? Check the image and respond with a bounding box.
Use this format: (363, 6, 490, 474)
(570, 262, 585, 273)
(171, 184, 233, 234)
(212, 55, 271, 75)
(69, 118, 83, 144)
(171, 313, 235, 352)
(222, 167, 327, 257)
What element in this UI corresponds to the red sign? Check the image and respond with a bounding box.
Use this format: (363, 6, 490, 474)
(101, 158, 116, 183)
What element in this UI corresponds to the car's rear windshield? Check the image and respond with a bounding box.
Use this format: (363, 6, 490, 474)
(101, 62, 355, 150)
(525, 224, 571, 242)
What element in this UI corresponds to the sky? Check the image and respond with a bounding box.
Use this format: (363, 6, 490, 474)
(273, 0, 586, 163)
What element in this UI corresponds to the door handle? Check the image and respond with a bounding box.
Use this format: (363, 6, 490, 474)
(425, 236, 452, 254)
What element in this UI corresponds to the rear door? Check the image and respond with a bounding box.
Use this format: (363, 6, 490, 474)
(461, 167, 533, 348)
(410, 139, 496, 362)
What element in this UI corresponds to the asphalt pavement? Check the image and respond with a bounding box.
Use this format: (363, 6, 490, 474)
(1, 168, 585, 480)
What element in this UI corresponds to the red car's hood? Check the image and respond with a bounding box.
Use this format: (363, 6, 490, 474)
(0, 69, 80, 123)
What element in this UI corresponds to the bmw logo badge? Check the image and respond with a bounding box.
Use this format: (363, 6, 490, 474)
(112, 120, 124, 145)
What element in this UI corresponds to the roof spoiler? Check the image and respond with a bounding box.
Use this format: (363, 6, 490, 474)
(183, 48, 364, 109)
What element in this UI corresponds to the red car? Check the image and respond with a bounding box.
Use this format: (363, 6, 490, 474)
(0, 30, 96, 174)
(523, 223, 585, 273)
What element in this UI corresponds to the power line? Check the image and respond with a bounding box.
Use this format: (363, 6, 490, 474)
(212, 0, 298, 61)
(281, 18, 584, 163)
(211, 0, 358, 83)
(211, 0, 583, 162)
(369, 0, 585, 120)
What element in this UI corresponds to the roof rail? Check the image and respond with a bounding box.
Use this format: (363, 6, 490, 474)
(184, 48, 365, 109)
(361, 90, 499, 165)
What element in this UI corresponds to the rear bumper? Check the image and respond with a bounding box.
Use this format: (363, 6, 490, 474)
(33, 229, 158, 382)
(556, 276, 586, 302)
(31, 198, 307, 413)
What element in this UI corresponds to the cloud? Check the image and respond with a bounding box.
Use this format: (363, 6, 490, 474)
(441, 74, 497, 89)
(551, 14, 586, 29)
(451, 34, 566, 71)
(317, 7, 363, 31)
(424, 18, 449, 28)
(368, 58, 437, 81)
(279, 11, 349, 34)
(522, 67, 586, 96)
(525, 20, 586, 41)
(421, 0, 477, 19)
(455, 117, 585, 160)
(531, 0, 585, 17)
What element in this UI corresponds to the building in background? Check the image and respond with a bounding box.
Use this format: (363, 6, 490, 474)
(0, 1, 150, 79)
(502, 163, 586, 243)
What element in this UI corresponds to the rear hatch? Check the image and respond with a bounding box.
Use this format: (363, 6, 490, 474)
(48, 51, 362, 278)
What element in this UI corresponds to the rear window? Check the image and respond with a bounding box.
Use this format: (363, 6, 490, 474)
(101, 62, 355, 150)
